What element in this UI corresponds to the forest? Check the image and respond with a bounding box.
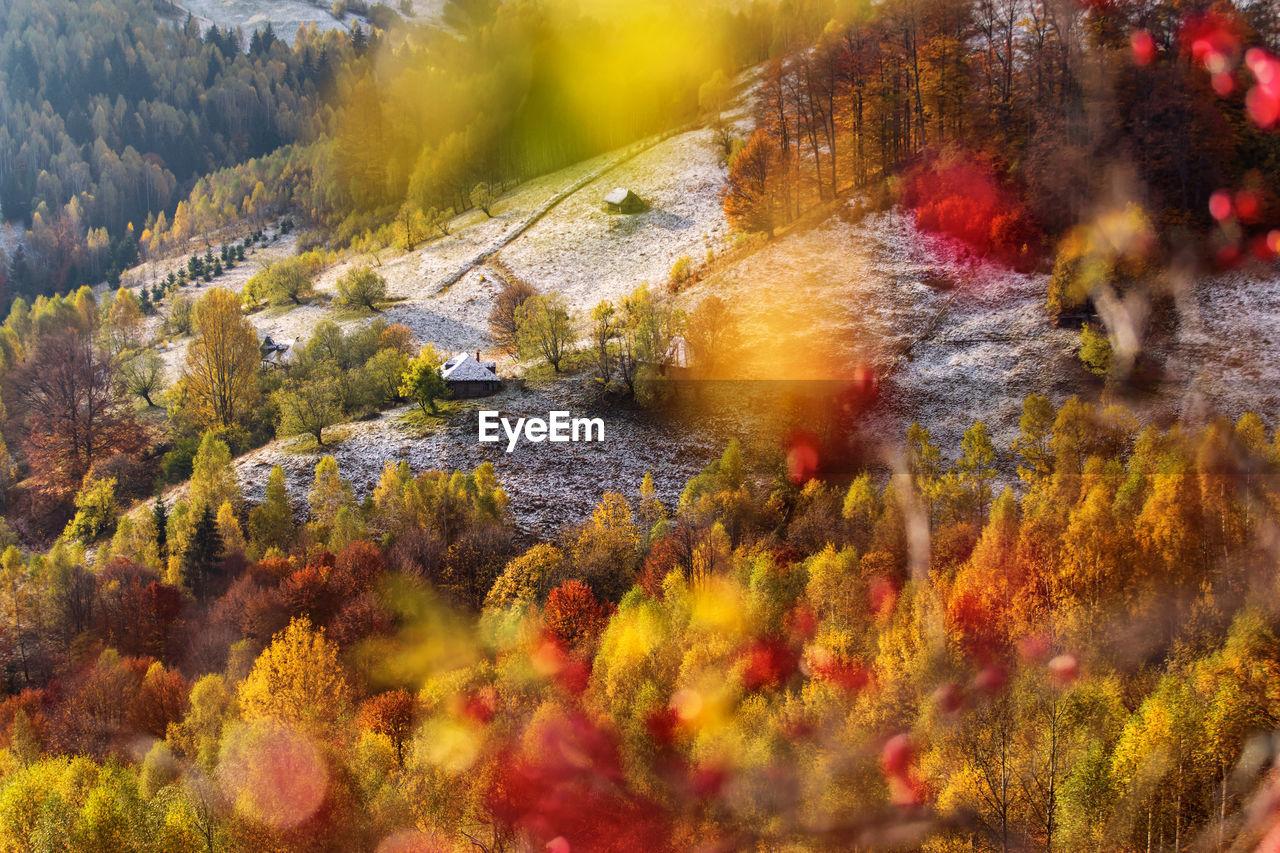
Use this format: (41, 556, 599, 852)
(0, 390, 1277, 850)
(0, 0, 358, 298)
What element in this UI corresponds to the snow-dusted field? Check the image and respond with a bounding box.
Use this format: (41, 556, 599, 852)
(208, 382, 722, 537)
(166, 0, 358, 41)
(688, 204, 1280, 466)
(496, 126, 732, 309)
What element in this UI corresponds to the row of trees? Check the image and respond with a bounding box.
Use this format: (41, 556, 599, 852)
(722, 0, 1280, 266)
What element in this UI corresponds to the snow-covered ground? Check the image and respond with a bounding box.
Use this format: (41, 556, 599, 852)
(496, 126, 732, 309)
(176, 382, 722, 537)
(165, 0, 359, 41)
(687, 204, 1280, 467)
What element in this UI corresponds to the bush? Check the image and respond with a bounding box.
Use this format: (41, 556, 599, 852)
(1079, 323, 1114, 377)
(335, 266, 388, 312)
(165, 293, 194, 337)
(246, 257, 314, 306)
(901, 155, 1040, 269)
(668, 254, 694, 292)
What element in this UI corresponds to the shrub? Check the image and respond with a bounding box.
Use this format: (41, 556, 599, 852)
(335, 266, 388, 312)
(1079, 323, 1114, 377)
(246, 257, 314, 306)
(668, 254, 694, 292)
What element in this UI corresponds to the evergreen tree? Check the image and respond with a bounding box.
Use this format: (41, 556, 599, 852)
(186, 504, 223, 600)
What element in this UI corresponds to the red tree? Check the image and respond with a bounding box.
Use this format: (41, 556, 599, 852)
(543, 581, 610, 649)
(6, 329, 143, 497)
(357, 689, 417, 765)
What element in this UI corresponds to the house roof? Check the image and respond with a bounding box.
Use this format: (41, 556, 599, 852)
(604, 187, 638, 205)
(442, 352, 499, 383)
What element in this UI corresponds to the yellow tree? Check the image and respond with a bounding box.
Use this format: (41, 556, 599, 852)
(308, 455, 353, 541)
(105, 287, 144, 352)
(182, 288, 260, 431)
(238, 617, 352, 734)
(572, 492, 641, 600)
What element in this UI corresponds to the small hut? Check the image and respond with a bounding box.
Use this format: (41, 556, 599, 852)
(260, 334, 299, 369)
(442, 352, 501, 398)
(603, 188, 646, 214)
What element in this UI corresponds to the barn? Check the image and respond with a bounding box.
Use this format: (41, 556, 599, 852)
(442, 352, 501, 398)
(603, 187, 646, 214)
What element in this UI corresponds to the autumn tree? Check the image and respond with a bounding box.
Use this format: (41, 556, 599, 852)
(358, 689, 416, 766)
(104, 287, 144, 353)
(7, 329, 141, 497)
(182, 289, 261, 431)
(238, 616, 352, 733)
(723, 129, 781, 236)
(544, 580, 610, 649)
(685, 294, 740, 378)
(485, 543, 564, 611)
(488, 277, 536, 356)
(572, 493, 642, 601)
(515, 292, 574, 372)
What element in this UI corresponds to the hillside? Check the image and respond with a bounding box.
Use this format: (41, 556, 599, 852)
(130, 103, 1280, 533)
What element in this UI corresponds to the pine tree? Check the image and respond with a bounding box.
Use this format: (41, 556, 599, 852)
(186, 505, 224, 600)
(153, 498, 168, 561)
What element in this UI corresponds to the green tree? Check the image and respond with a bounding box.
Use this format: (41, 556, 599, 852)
(1013, 394, 1055, 486)
(247, 257, 313, 306)
(362, 347, 410, 407)
(189, 430, 242, 515)
(590, 300, 616, 383)
(63, 477, 118, 544)
(185, 505, 223, 600)
(119, 349, 166, 407)
(958, 420, 997, 523)
(470, 182, 497, 216)
(400, 345, 448, 413)
(335, 265, 388, 312)
(309, 455, 353, 537)
(515, 292, 574, 372)
(247, 466, 294, 557)
(1079, 323, 1114, 377)
(275, 373, 343, 447)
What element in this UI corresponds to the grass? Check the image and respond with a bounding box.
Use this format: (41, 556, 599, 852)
(397, 399, 465, 434)
(520, 347, 595, 386)
(283, 423, 357, 455)
(328, 294, 407, 321)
